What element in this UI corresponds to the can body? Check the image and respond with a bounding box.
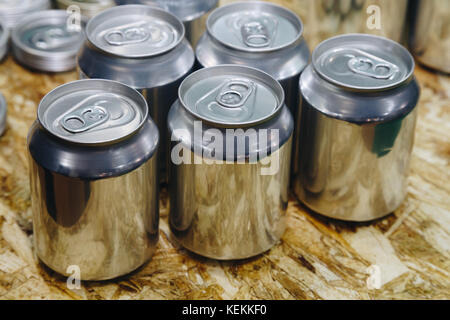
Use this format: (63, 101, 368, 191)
(294, 34, 419, 221)
(28, 79, 160, 280)
(168, 65, 293, 260)
(409, 0, 450, 73)
(0, 0, 51, 29)
(0, 21, 8, 61)
(77, 5, 195, 181)
(114, 0, 218, 47)
(0, 93, 6, 135)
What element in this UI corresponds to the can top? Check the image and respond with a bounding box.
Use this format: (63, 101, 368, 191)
(86, 4, 185, 58)
(206, 1, 303, 53)
(11, 10, 86, 67)
(38, 79, 149, 145)
(312, 34, 415, 91)
(0, 0, 48, 13)
(179, 65, 285, 127)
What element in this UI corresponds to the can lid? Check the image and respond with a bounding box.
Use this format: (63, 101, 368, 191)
(206, 1, 303, 53)
(38, 79, 149, 145)
(0, 93, 6, 136)
(312, 34, 415, 91)
(86, 4, 185, 58)
(0, 0, 51, 29)
(179, 65, 285, 126)
(11, 10, 86, 72)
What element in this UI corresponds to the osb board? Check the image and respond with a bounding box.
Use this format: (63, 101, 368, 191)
(0, 0, 449, 298)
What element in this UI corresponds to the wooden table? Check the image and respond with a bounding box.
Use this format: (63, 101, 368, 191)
(0, 3, 449, 298)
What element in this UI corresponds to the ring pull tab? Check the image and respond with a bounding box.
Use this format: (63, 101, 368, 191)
(348, 56, 397, 80)
(216, 80, 254, 108)
(104, 24, 150, 46)
(61, 105, 109, 133)
(241, 20, 271, 48)
(31, 27, 77, 50)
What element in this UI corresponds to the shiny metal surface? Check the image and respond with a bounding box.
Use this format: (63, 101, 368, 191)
(11, 10, 86, 72)
(114, 0, 219, 46)
(28, 80, 160, 280)
(0, 92, 6, 136)
(292, 0, 408, 49)
(0, 0, 51, 29)
(294, 34, 420, 222)
(55, 0, 115, 19)
(196, 1, 309, 177)
(78, 4, 194, 181)
(168, 66, 293, 259)
(0, 21, 7, 61)
(409, 0, 450, 73)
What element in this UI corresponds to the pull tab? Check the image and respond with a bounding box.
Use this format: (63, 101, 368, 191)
(241, 20, 271, 48)
(61, 104, 109, 133)
(216, 80, 254, 108)
(195, 79, 257, 123)
(348, 54, 399, 80)
(31, 26, 80, 50)
(104, 21, 164, 46)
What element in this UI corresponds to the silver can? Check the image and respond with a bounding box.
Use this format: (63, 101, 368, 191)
(168, 65, 293, 260)
(114, 0, 218, 47)
(28, 79, 160, 280)
(294, 34, 419, 222)
(196, 1, 310, 177)
(0, 92, 6, 136)
(0, 20, 8, 61)
(11, 10, 86, 72)
(409, 0, 450, 74)
(77, 4, 194, 182)
(55, 0, 115, 19)
(0, 0, 51, 29)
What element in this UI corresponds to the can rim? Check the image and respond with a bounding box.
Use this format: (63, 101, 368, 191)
(86, 4, 186, 59)
(37, 79, 149, 145)
(11, 10, 87, 71)
(178, 64, 285, 128)
(312, 33, 416, 92)
(206, 1, 304, 54)
(0, 0, 49, 15)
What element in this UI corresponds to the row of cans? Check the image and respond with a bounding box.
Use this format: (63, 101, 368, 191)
(24, 2, 419, 280)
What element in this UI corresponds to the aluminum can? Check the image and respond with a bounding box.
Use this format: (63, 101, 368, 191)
(0, 92, 6, 136)
(114, 0, 218, 47)
(11, 10, 86, 73)
(77, 5, 194, 182)
(288, 0, 409, 49)
(55, 0, 115, 19)
(409, 0, 450, 74)
(28, 79, 160, 280)
(168, 65, 293, 260)
(294, 34, 419, 222)
(0, 20, 8, 61)
(0, 0, 51, 29)
(196, 1, 310, 177)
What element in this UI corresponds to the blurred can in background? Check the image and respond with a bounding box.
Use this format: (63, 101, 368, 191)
(28, 79, 160, 280)
(168, 65, 293, 259)
(114, 0, 219, 47)
(0, 93, 6, 136)
(11, 10, 86, 72)
(55, 0, 115, 19)
(294, 34, 419, 221)
(409, 0, 450, 74)
(0, 0, 51, 29)
(77, 5, 195, 182)
(196, 1, 309, 176)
